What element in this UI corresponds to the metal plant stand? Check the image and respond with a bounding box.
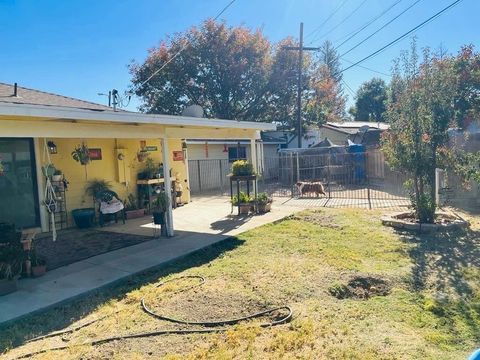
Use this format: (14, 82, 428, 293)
(228, 174, 257, 215)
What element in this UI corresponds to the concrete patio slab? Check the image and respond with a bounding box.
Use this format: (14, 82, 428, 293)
(0, 196, 300, 325)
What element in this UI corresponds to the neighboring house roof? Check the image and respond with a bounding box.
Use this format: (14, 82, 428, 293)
(322, 121, 389, 135)
(311, 137, 337, 148)
(0, 82, 113, 111)
(186, 132, 287, 145)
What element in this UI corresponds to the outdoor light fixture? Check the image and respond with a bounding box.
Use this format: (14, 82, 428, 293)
(47, 141, 57, 154)
(181, 141, 187, 150)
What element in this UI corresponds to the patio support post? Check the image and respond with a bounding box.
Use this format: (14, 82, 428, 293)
(161, 137, 174, 237)
(250, 138, 258, 198)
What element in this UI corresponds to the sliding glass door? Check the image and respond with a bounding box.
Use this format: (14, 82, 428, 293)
(0, 138, 39, 228)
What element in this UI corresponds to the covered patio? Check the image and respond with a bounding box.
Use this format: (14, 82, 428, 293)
(0, 101, 274, 238)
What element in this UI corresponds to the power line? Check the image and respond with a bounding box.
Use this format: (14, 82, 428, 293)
(341, 58, 392, 77)
(342, 79, 356, 98)
(341, 0, 422, 58)
(335, 0, 404, 49)
(307, 0, 370, 45)
(341, 0, 464, 73)
(130, 0, 237, 95)
(305, 0, 351, 40)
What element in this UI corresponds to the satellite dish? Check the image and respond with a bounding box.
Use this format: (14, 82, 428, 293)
(182, 104, 204, 118)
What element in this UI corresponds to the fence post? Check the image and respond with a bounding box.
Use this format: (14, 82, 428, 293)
(290, 153, 294, 198)
(327, 154, 331, 199)
(197, 160, 202, 192)
(366, 152, 372, 209)
(219, 159, 224, 195)
(296, 152, 300, 183)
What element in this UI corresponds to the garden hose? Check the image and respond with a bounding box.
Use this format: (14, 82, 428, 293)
(13, 276, 293, 359)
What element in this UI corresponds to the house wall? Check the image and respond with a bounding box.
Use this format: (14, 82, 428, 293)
(187, 143, 252, 161)
(35, 137, 189, 229)
(318, 128, 349, 146)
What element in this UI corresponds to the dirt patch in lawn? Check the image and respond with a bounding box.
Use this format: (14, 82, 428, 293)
(329, 275, 391, 300)
(289, 210, 343, 229)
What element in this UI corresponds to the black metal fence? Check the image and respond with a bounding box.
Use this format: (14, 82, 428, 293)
(188, 150, 410, 208)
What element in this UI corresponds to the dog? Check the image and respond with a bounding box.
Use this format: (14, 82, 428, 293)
(296, 181, 327, 198)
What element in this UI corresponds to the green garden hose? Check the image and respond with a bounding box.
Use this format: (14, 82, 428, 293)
(14, 276, 293, 359)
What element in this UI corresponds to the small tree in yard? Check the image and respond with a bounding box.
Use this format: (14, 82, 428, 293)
(382, 42, 480, 223)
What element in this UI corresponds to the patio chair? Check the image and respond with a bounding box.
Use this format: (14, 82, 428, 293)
(95, 190, 126, 226)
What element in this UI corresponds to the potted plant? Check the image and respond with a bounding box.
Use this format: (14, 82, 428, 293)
(52, 169, 63, 182)
(124, 193, 146, 219)
(72, 179, 113, 228)
(232, 191, 253, 214)
(231, 160, 254, 177)
(152, 191, 169, 236)
(256, 192, 273, 213)
(71, 143, 90, 165)
(0, 223, 24, 296)
(137, 150, 148, 163)
(30, 248, 47, 278)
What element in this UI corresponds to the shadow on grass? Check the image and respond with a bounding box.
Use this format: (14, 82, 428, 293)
(0, 236, 245, 353)
(402, 228, 480, 297)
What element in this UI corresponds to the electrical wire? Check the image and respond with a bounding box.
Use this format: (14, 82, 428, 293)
(335, 0, 404, 49)
(341, 0, 422, 57)
(307, 0, 370, 45)
(341, 57, 391, 77)
(130, 0, 237, 95)
(340, 0, 464, 73)
(14, 276, 293, 359)
(305, 0, 351, 40)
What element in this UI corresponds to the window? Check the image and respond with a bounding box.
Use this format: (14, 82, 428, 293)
(228, 146, 247, 162)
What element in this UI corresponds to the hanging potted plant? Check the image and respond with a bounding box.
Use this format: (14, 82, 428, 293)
(52, 169, 63, 182)
(71, 143, 90, 165)
(231, 160, 254, 177)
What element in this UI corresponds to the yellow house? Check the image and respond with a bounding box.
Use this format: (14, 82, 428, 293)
(0, 83, 274, 236)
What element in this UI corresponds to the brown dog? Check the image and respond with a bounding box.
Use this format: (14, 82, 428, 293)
(296, 181, 327, 198)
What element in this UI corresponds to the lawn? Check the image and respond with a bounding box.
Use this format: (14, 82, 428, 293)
(2, 208, 480, 359)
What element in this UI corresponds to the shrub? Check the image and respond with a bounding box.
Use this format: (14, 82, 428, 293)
(231, 160, 254, 176)
(256, 192, 271, 205)
(232, 191, 252, 205)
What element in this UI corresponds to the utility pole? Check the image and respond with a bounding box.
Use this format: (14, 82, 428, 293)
(283, 23, 321, 148)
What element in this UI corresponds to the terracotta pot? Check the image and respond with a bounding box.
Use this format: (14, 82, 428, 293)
(125, 208, 146, 220)
(32, 265, 47, 278)
(21, 239, 32, 251)
(238, 204, 250, 214)
(257, 202, 272, 213)
(0, 278, 18, 296)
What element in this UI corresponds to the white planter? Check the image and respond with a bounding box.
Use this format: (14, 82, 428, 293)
(52, 175, 63, 182)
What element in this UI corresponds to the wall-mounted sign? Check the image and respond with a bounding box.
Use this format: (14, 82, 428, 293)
(172, 151, 184, 161)
(88, 148, 102, 160)
(145, 146, 158, 152)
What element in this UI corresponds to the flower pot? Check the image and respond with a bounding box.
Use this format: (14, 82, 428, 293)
(0, 278, 18, 296)
(32, 265, 47, 278)
(125, 208, 146, 220)
(72, 208, 96, 228)
(21, 239, 32, 251)
(52, 175, 63, 182)
(257, 202, 272, 213)
(238, 204, 250, 214)
(152, 211, 165, 225)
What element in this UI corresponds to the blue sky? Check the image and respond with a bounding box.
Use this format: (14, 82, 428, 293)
(0, 0, 478, 111)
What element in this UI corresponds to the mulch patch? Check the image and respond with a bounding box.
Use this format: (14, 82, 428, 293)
(35, 229, 153, 270)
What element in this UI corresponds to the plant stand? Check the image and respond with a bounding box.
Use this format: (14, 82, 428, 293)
(228, 174, 257, 215)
